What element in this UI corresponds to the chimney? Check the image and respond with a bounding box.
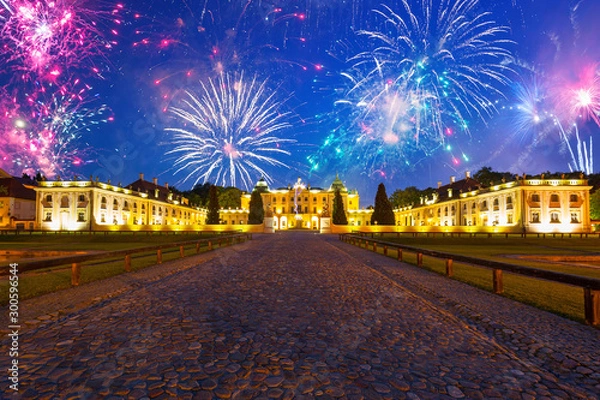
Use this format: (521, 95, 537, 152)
(153, 177, 158, 186)
(437, 181, 442, 189)
(139, 172, 144, 181)
(450, 175, 456, 183)
(165, 182, 169, 190)
(465, 171, 471, 179)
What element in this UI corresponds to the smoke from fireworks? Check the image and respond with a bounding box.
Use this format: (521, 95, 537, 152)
(166, 72, 296, 190)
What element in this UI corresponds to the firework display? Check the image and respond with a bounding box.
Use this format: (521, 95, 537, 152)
(0, 0, 597, 191)
(166, 72, 295, 190)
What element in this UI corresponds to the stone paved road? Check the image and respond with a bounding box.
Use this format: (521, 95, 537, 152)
(2, 232, 599, 399)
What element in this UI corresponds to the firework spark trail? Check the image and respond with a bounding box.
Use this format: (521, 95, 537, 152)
(310, 0, 514, 179)
(350, 0, 514, 140)
(166, 72, 296, 191)
(0, 0, 122, 81)
(557, 120, 593, 175)
(0, 86, 112, 177)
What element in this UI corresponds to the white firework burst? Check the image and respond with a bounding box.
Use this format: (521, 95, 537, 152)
(166, 72, 296, 190)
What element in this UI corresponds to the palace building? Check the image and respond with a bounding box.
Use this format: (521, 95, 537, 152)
(34, 173, 207, 232)
(393, 172, 593, 234)
(0, 168, 591, 234)
(221, 175, 372, 230)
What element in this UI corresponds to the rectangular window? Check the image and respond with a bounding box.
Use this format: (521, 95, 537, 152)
(77, 212, 85, 222)
(44, 212, 52, 222)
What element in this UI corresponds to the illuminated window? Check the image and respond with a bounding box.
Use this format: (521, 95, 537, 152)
(506, 196, 513, 210)
(507, 214, 513, 224)
(77, 212, 85, 222)
(444, 207, 448, 217)
(481, 201, 488, 211)
(60, 196, 69, 208)
(44, 212, 52, 222)
(113, 199, 118, 210)
(493, 198, 499, 211)
(571, 213, 579, 223)
(550, 212, 560, 223)
(451, 206, 455, 216)
(531, 211, 540, 223)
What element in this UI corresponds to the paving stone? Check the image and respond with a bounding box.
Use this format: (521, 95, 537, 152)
(1, 233, 599, 400)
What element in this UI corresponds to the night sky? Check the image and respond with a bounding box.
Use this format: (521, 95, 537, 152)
(1, 0, 599, 203)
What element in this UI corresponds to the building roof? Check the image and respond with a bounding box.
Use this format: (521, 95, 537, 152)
(435, 177, 482, 202)
(329, 173, 347, 192)
(0, 177, 36, 200)
(126, 178, 171, 202)
(253, 178, 270, 193)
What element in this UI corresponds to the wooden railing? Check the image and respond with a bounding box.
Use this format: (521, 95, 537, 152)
(340, 233, 600, 326)
(350, 231, 600, 239)
(3, 233, 252, 286)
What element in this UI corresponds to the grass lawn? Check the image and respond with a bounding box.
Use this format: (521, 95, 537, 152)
(359, 235, 600, 323)
(0, 232, 236, 304)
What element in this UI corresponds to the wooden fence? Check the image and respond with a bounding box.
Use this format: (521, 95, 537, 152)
(3, 233, 252, 286)
(339, 233, 600, 326)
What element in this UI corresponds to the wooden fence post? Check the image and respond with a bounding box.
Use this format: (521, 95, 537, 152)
(180, 245, 185, 258)
(383, 246, 388, 256)
(445, 259, 453, 277)
(71, 263, 81, 286)
(125, 254, 131, 272)
(208, 241, 213, 251)
(157, 249, 162, 264)
(397, 248, 402, 262)
(373, 242, 377, 252)
(493, 269, 503, 294)
(196, 242, 200, 253)
(584, 288, 600, 326)
(417, 253, 423, 267)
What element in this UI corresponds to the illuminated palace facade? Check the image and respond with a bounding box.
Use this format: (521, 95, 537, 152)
(34, 174, 207, 231)
(393, 173, 593, 234)
(220, 175, 372, 230)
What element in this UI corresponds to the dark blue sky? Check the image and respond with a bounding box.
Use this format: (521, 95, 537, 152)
(2, 0, 599, 203)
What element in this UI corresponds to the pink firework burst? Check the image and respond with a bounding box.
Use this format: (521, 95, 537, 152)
(0, 0, 123, 81)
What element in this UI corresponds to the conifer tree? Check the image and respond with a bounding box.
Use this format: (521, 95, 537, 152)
(371, 183, 395, 225)
(332, 188, 348, 225)
(248, 190, 265, 224)
(207, 185, 220, 224)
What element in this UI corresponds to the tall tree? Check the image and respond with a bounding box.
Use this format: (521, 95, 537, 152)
(371, 183, 395, 225)
(206, 185, 220, 224)
(332, 188, 348, 225)
(219, 187, 242, 209)
(248, 190, 264, 224)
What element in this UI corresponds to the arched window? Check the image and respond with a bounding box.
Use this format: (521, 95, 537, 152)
(60, 196, 69, 208)
(444, 207, 448, 217)
(78, 194, 85, 202)
(570, 194, 578, 202)
(506, 196, 513, 209)
(46, 194, 53, 203)
(550, 194, 560, 203)
(531, 193, 540, 202)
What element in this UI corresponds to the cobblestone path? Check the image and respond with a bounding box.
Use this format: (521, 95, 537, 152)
(3, 232, 599, 399)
